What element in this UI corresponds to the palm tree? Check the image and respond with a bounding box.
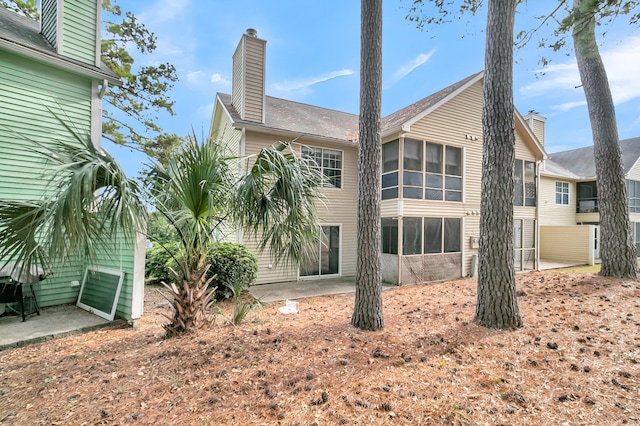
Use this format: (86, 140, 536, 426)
(0, 124, 323, 337)
(144, 136, 324, 336)
(0, 122, 145, 281)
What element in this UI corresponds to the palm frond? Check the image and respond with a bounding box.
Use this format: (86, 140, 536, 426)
(234, 142, 324, 268)
(0, 114, 146, 276)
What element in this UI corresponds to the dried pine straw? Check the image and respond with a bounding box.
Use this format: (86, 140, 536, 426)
(0, 271, 638, 425)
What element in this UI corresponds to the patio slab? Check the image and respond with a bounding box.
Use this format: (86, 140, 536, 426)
(0, 304, 124, 351)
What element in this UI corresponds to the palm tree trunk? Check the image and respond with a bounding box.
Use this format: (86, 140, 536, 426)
(474, 0, 522, 329)
(572, 0, 638, 279)
(351, 0, 384, 331)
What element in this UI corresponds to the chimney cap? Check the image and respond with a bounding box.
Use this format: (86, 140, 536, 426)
(246, 28, 258, 37)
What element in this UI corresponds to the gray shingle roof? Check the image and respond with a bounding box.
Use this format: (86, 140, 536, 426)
(548, 137, 640, 179)
(381, 71, 483, 131)
(217, 93, 359, 142)
(217, 71, 484, 143)
(0, 7, 119, 80)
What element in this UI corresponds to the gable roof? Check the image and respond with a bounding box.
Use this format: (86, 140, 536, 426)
(547, 137, 640, 179)
(0, 7, 120, 84)
(217, 93, 359, 143)
(381, 71, 483, 134)
(216, 70, 545, 161)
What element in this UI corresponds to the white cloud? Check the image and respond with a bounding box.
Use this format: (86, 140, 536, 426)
(392, 51, 434, 82)
(210, 73, 231, 86)
(138, 0, 191, 26)
(186, 70, 203, 83)
(552, 100, 587, 112)
(520, 36, 640, 110)
(197, 103, 214, 118)
(271, 69, 354, 94)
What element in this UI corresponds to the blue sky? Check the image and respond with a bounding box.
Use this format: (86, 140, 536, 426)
(104, 0, 640, 176)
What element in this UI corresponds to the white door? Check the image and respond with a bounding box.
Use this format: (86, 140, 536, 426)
(594, 225, 600, 259)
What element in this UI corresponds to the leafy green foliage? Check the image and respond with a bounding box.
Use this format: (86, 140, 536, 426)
(144, 240, 179, 282)
(207, 242, 258, 300)
(0, 0, 37, 18)
(0, 113, 146, 275)
(101, 0, 179, 153)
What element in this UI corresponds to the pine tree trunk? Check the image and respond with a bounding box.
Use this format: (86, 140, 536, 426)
(572, 0, 638, 279)
(474, 0, 522, 329)
(351, 0, 384, 331)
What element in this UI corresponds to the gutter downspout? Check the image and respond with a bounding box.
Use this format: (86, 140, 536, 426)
(99, 79, 108, 99)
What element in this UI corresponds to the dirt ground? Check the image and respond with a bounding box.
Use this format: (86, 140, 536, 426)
(1, 271, 639, 425)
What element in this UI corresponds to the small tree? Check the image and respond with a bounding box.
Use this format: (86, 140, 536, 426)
(148, 136, 323, 336)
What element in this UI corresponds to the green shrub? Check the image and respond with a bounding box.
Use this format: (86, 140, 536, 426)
(207, 242, 258, 300)
(145, 241, 180, 283)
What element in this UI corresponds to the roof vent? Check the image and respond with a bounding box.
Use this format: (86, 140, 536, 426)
(246, 28, 258, 37)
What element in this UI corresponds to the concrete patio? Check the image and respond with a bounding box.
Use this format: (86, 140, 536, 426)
(0, 304, 124, 350)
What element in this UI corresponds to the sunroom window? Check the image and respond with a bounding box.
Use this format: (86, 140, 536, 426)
(381, 140, 399, 200)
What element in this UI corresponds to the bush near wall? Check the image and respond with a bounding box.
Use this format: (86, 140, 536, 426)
(144, 241, 258, 300)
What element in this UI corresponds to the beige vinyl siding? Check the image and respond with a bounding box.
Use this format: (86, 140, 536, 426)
(231, 35, 266, 123)
(380, 200, 401, 217)
(41, 0, 58, 49)
(527, 119, 545, 146)
(539, 176, 576, 226)
(231, 43, 243, 113)
(242, 40, 265, 122)
(576, 212, 600, 223)
(61, 0, 98, 65)
(242, 133, 357, 284)
(626, 160, 640, 181)
(540, 225, 593, 264)
(407, 79, 484, 209)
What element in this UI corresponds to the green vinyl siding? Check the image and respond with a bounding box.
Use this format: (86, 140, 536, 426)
(41, 0, 58, 49)
(86, 228, 138, 320)
(0, 51, 92, 308)
(1, 49, 139, 320)
(0, 51, 91, 201)
(62, 0, 97, 65)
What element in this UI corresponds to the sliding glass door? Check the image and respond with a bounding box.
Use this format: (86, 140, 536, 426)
(300, 225, 340, 277)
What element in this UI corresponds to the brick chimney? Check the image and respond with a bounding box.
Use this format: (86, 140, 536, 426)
(231, 28, 266, 123)
(523, 110, 546, 146)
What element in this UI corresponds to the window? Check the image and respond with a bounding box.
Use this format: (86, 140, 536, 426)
(302, 146, 343, 189)
(382, 140, 399, 200)
(403, 217, 461, 255)
(514, 160, 536, 206)
(426, 143, 462, 201)
(403, 217, 423, 255)
(381, 218, 398, 254)
(576, 181, 598, 213)
(627, 180, 640, 213)
(403, 139, 423, 199)
(555, 181, 569, 205)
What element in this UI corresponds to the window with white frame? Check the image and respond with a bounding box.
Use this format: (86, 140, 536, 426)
(399, 139, 463, 201)
(555, 181, 569, 205)
(302, 146, 343, 189)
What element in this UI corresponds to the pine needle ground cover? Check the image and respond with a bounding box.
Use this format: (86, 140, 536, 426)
(1, 271, 638, 425)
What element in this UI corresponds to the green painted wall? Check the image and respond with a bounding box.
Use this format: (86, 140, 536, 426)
(0, 50, 91, 307)
(0, 49, 139, 320)
(61, 0, 98, 65)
